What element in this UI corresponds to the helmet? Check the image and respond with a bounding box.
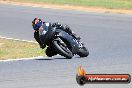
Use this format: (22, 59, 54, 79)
(32, 18, 43, 30)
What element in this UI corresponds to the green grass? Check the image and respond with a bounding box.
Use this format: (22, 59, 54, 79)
(0, 38, 45, 60)
(11, 0, 132, 9)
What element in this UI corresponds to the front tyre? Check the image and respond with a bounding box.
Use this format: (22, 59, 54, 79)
(53, 40, 73, 59)
(78, 47, 89, 57)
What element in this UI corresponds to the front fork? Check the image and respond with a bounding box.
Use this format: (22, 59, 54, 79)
(53, 37, 67, 47)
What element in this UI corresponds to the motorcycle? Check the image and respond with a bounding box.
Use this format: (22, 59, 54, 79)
(39, 25, 89, 59)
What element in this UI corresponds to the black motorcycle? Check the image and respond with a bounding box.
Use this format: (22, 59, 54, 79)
(39, 25, 89, 59)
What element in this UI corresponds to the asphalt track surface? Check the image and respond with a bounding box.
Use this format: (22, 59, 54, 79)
(0, 4, 132, 88)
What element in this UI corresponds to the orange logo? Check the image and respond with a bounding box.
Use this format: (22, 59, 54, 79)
(76, 66, 131, 85)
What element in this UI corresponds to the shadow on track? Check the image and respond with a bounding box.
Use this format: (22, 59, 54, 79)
(35, 58, 53, 60)
(35, 57, 73, 61)
(34, 55, 84, 61)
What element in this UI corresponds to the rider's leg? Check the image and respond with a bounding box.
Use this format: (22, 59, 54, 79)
(63, 25, 81, 40)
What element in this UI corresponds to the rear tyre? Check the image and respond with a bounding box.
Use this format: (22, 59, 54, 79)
(78, 47, 89, 57)
(53, 40, 73, 59)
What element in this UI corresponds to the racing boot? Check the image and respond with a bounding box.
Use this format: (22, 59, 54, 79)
(46, 46, 57, 57)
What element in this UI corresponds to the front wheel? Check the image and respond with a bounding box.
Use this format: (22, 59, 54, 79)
(53, 39, 73, 59)
(78, 47, 89, 57)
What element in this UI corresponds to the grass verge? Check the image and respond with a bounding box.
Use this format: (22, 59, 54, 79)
(0, 38, 45, 60)
(7, 0, 132, 9)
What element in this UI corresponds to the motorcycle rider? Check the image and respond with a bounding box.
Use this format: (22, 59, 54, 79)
(32, 18, 45, 49)
(32, 18, 80, 50)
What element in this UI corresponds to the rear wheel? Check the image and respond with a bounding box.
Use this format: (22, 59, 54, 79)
(53, 39, 73, 59)
(78, 47, 89, 57)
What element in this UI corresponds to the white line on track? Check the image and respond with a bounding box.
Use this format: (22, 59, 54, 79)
(0, 56, 46, 62)
(0, 36, 45, 62)
(0, 36, 37, 43)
